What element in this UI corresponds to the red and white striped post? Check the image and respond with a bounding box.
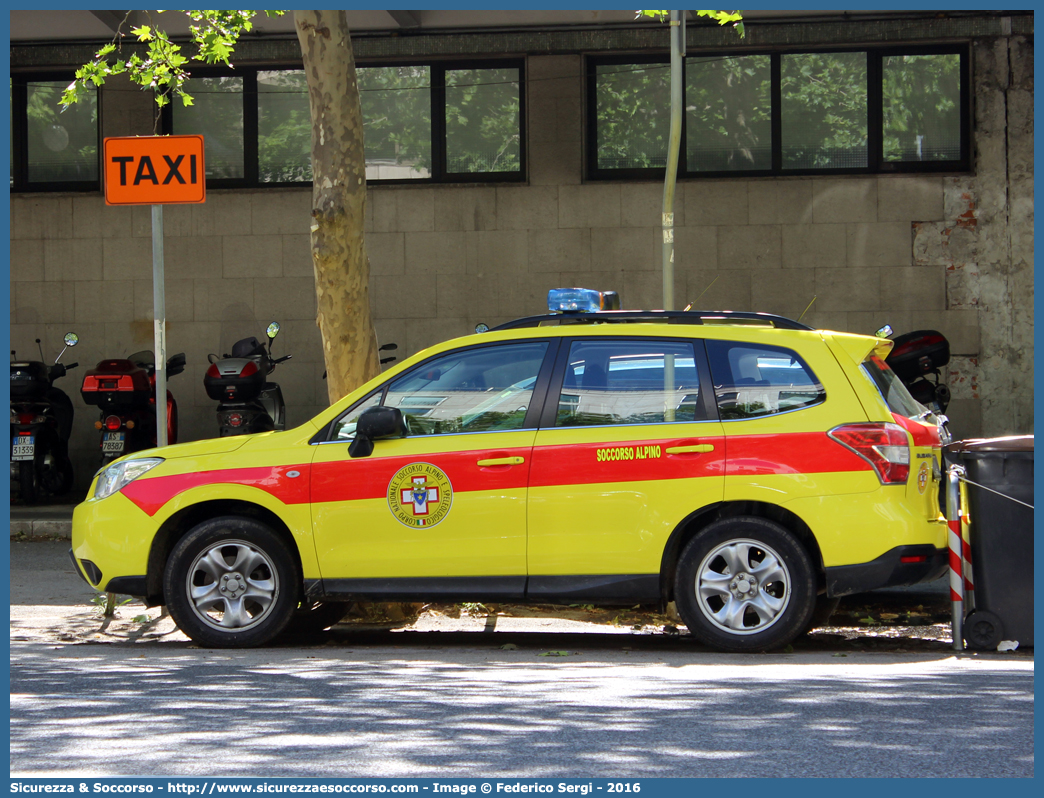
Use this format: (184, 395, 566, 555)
(946, 464, 965, 651)
(960, 498, 976, 614)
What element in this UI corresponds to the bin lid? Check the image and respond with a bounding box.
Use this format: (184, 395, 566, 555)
(946, 435, 1034, 454)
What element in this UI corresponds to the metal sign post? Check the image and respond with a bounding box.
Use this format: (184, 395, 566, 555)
(103, 134, 205, 450)
(152, 205, 167, 448)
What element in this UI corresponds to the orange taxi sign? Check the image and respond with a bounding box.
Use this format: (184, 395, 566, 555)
(103, 135, 206, 206)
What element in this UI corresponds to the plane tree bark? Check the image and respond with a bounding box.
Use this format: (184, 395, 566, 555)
(295, 10, 380, 403)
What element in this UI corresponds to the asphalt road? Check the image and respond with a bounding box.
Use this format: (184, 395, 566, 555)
(9, 541, 1035, 778)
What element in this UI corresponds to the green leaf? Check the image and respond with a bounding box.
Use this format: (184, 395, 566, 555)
(131, 25, 153, 41)
(179, 92, 194, 107)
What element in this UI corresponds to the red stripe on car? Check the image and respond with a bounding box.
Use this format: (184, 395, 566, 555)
(121, 465, 311, 516)
(891, 412, 942, 447)
(726, 431, 873, 476)
(310, 447, 533, 504)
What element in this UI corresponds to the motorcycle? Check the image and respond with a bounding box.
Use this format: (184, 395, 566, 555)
(205, 321, 291, 436)
(81, 350, 187, 464)
(883, 328, 952, 415)
(10, 333, 79, 503)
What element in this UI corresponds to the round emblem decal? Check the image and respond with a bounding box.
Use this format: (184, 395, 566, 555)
(917, 461, 930, 494)
(387, 462, 454, 528)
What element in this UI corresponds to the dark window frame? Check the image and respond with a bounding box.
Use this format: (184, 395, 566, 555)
(10, 72, 101, 193)
(161, 57, 526, 189)
(586, 44, 971, 181)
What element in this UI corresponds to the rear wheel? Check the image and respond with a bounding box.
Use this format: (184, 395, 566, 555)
(164, 517, 300, 648)
(805, 595, 841, 632)
(674, 516, 816, 652)
(18, 460, 37, 504)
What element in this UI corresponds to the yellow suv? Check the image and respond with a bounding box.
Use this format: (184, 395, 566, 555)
(72, 291, 949, 652)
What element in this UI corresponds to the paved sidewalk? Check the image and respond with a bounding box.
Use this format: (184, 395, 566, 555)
(10, 503, 76, 539)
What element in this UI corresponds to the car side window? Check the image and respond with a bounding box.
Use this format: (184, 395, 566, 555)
(331, 391, 383, 440)
(555, 339, 702, 427)
(706, 340, 825, 420)
(385, 342, 550, 436)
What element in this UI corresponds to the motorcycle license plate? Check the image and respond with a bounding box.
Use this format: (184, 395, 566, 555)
(11, 435, 34, 461)
(102, 432, 126, 454)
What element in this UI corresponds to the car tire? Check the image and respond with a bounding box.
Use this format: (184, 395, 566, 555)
(805, 594, 840, 633)
(163, 517, 300, 648)
(282, 600, 354, 637)
(674, 516, 816, 652)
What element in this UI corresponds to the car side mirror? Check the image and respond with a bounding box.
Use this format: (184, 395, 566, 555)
(348, 406, 406, 458)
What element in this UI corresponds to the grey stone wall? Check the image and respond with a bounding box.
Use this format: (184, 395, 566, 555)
(9, 40, 1033, 493)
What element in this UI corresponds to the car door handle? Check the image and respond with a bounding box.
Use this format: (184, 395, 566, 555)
(665, 444, 715, 454)
(476, 456, 525, 467)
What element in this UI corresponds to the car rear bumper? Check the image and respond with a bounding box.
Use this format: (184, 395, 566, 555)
(824, 545, 948, 597)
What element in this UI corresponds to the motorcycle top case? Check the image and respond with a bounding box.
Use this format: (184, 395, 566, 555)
(10, 361, 51, 400)
(204, 357, 266, 402)
(887, 329, 950, 381)
(81, 358, 152, 409)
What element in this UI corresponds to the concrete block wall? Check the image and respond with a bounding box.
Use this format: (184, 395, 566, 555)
(9, 39, 1033, 492)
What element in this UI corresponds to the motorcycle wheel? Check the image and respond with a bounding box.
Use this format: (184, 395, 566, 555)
(55, 456, 74, 495)
(18, 460, 38, 505)
(37, 441, 67, 496)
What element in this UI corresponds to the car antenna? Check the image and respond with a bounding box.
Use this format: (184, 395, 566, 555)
(689, 275, 719, 308)
(798, 295, 817, 322)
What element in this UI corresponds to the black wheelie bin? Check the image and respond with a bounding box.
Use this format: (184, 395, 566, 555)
(946, 436, 1034, 649)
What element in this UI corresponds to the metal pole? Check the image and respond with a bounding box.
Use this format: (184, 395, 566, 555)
(946, 464, 965, 651)
(151, 204, 168, 449)
(661, 10, 684, 311)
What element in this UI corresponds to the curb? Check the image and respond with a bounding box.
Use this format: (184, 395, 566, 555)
(11, 519, 72, 540)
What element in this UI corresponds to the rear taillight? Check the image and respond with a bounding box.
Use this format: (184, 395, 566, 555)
(240, 360, 259, 377)
(828, 422, 911, 485)
(104, 415, 122, 431)
(15, 413, 35, 426)
(206, 363, 220, 379)
(226, 412, 244, 428)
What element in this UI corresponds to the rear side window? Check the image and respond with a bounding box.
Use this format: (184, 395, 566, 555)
(707, 340, 825, 420)
(862, 354, 925, 418)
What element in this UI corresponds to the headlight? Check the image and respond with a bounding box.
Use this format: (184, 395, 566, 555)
(94, 458, 164, 500)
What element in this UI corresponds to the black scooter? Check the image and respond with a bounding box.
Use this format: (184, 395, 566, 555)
(883, 328, 952, 415)
(10, 333, 79, 503)
(81, 350, 187, 465)
(205, 322, 291, 436)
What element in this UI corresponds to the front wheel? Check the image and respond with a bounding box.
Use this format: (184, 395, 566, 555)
(163, 517, 300, 648)
(281, 600, 354, 637)
(674, 517, 816, 652)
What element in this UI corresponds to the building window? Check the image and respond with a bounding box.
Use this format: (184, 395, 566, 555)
(587, 46, 969, 179)
(593, 60, 671, 170)
(10, 75, 99, 191)
(882, 53, 963, 163)
(686, 54, 771, 172)
(165, 59, 524, 187)
(172, 76, 245, 180)
(780, 52, 868, 170)
(359, 65, 432, 180)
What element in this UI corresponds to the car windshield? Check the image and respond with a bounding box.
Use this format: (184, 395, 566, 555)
(862, 354, 927, 419)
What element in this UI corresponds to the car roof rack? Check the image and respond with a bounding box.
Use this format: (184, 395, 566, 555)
(490, 310, 814, 332)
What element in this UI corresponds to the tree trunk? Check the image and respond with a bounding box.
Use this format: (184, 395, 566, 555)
(295, 10, 380, 405)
